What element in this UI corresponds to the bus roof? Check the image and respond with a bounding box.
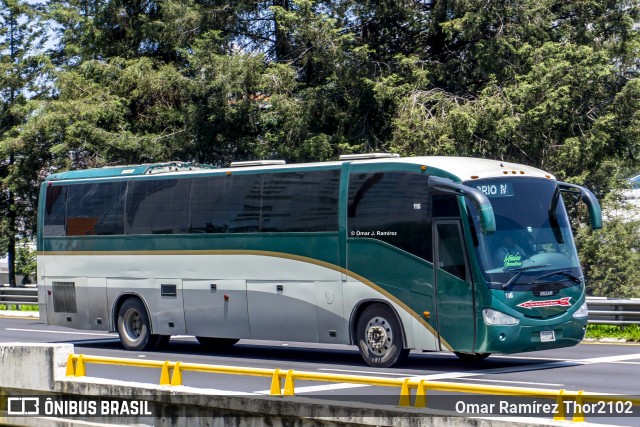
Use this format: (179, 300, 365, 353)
(43, 156, 555, 183)
(44, 162, 216, 181)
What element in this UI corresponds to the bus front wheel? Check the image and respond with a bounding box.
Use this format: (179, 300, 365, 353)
(117, 298, 163, 351)
(356, 304, 409, 368)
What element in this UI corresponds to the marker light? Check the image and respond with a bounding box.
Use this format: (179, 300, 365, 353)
(573, 301, 588, 318)
(482, 308, 519, 325)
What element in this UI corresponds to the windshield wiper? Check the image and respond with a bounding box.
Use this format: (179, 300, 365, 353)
(502, 264, 552, 289)
(533, 270, 581, 284)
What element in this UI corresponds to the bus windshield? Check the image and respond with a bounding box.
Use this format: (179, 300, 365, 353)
(464, 177, 582, 290)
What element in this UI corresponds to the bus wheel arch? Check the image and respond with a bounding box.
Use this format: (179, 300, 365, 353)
(114, 295, 167, 351)
(351, 301, 409, 368)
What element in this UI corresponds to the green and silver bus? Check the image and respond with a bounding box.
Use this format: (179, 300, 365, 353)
(37, 154, 602, 367)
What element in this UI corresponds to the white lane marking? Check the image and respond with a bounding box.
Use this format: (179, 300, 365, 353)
(318, 368, 416, 377)
(5, 328, 112, 336)
(252, 371, 483, 394)
(454, 378, 564, 386)
(454, 361, 578, 377)
(255, 383, 369, 394)
(575, 353, 640, 364)
(254, 352, 640, 394)
(491, 354, 569, 361)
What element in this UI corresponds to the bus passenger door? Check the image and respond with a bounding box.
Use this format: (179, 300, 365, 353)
(433, 220, 475, 353)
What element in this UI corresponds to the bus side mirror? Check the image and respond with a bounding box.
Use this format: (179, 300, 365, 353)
(558, 181, 603, 230)
(429, 177, 496, 234)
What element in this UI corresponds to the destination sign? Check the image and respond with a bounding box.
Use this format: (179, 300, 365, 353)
(475, 182, 514, 197)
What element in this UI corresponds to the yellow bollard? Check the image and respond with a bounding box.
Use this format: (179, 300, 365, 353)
(75, 354, 86, 377)
(283, 370, 295, 396)
(414, 380, 427, 408)
(554, 389, 567, 421)
(398, 378, 411, 407)
(270, 369, 282, 395)
(65, 354, 76, 377)
(170, 361, 183, 386)
(572, 391, 585, 422)
(159, 361, 171, 385)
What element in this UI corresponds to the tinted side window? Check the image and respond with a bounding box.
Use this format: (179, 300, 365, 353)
(43, 185, 67, 236)
(348, 172, 432, 262)
(190, 174, 261, 233)
(261, 170, 340, 232)
(126, 178, 192, 235)
(433, 194, 460, 218)
(65, 182, 126, 236)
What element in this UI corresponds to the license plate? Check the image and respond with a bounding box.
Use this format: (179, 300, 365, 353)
(540, 330, 556, 342)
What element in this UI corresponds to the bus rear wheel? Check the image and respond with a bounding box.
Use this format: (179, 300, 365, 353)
(117, 298, 164, 351)
(196, 337, 239, 349)
(356, 304, 408, 368)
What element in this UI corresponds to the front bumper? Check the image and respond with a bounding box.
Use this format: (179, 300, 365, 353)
(476, 317, 588, 354)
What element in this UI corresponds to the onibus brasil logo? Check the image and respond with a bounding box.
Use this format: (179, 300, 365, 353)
(517, 297, 572, 309)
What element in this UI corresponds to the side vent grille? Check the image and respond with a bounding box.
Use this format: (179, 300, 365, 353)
(52, 282, 77, 313)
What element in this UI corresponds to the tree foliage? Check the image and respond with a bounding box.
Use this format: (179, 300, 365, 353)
(0, 0, 49, 285)
(1, 0, 639, 295)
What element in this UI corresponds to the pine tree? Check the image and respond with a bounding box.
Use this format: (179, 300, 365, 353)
(0, 0, 48, 286)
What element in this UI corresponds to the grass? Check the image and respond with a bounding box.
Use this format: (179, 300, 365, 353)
(585, 324, 640, 341)
(0, 304, 38, 311)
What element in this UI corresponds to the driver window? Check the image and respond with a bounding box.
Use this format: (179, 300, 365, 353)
(436, 223, 468, 281)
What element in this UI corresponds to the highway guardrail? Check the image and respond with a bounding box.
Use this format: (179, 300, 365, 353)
(65, 353, 640, 423)
(0, 285, 38, 307)
(585, 297, 640, 326)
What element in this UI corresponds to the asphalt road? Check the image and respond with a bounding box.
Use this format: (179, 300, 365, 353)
(2, 315, 640, 425)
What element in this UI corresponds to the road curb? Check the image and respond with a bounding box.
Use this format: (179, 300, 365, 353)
(0, 310, 39, 319)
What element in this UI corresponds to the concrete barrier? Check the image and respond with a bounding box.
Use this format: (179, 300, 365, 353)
(0, 343, 590, 426)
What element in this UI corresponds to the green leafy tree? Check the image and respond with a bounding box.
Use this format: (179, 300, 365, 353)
(15, 241, 36, 282)
(577, 214, 640, 298)
(384, 2, 638, 180)
(18, 57, 194, 171)
(6, 0, 640, 297)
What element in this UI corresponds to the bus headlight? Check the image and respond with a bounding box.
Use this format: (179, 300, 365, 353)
(482, 308, 519, 325)
(572, 301, 588, 318)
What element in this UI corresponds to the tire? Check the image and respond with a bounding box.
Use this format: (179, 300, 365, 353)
(356, 304, 409, 368)
(116, 298, 162, 351)
(196, 336, 239, 349)
(454, 352, 491, 362)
